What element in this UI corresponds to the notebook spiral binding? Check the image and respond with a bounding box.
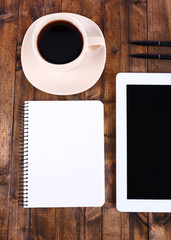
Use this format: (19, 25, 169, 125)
(18, 102, 29, 207)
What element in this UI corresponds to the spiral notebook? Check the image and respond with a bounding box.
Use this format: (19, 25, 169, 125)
(19, 101, 104, 208)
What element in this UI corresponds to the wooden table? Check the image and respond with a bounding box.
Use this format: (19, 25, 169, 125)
(1, 0, 171, 239)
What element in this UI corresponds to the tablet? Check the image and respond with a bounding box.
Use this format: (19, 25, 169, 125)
(116, 73, 171, 212)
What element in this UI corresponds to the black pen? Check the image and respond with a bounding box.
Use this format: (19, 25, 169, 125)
(130, 54, 171, 59)
(130, 41, 171, 46)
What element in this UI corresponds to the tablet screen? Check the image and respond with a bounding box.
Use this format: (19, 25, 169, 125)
(127, 85, 171, 199)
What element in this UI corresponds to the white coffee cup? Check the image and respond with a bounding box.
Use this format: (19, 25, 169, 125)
(32, 13, 105, 71)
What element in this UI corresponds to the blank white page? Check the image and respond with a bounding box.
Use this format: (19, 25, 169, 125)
(24, 101, 104, 208)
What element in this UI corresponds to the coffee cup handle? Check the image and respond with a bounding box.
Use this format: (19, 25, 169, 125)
(87, 36, 105, 50)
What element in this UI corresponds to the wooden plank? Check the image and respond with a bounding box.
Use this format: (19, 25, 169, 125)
(103, 0, 120, 207)
(148, 0, 171, 238)
(129, 2, 149, 240)
(102, 0, 122, 239)
(129, 2, 147, 72)
(119, 1, 149, 240)
(149, 213, 171, 240)
(103, 103, 122, 240)
(120, 0, 129, 237)
(32, 209, 56, 239)
(148, 0, 171, 73)
(119, 3, 130, 238)
(121, 214, 130, 240)
(103, 206, 122, 240)
(119, 0, 129, 73)
(104, 103, 116, 205)
(55, 208, 84, 240)
(128, 0, 147, 3)
(103, 0, 120, 102)
(0, 0, 18, 239)
(8, 0, 35, 238)
(84, 208, 101, 240)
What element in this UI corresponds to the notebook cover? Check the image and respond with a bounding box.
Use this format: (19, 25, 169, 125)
(19, 101, 105, 208)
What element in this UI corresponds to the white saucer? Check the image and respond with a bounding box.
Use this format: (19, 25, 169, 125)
(21, 14, 106, 95)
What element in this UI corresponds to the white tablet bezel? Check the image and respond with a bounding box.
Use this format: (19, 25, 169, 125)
(116, 72, 171, 212)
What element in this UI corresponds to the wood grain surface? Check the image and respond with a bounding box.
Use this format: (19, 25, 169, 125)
(1, 0, 171, 239)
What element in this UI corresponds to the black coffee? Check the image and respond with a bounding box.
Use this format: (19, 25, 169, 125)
(37, 20, 83, 64)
